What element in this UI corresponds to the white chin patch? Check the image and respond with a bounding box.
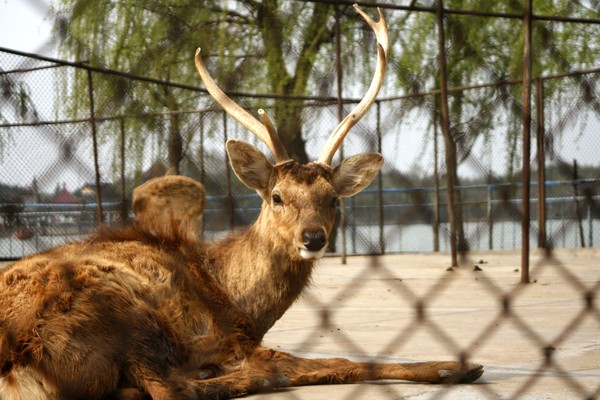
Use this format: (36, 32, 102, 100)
(299, 248, 326, 260)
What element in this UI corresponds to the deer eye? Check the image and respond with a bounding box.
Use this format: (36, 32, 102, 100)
(272, 193, 283, 206)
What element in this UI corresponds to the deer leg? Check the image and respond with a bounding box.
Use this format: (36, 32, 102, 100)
(108, 388, 150, 400)
(252, 347, 483, 386)
(178, 369, 290, 399)
(107, 367, 285, 400)
(116, 371, 278, 400)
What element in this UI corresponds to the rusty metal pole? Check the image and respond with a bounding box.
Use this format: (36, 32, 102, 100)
(535, 78, 547, 249)
(199, 112, 206, 187)
(432, 94, 440, 252)
(521, 0, 533, 283)
(86, 69, 104, 225)
(199, 112, 206, 237)
(223, 112, 234, 233)
(335, 5, 347, 264)
(435, 0, 458, 267)
(377, 101, 384, 254)
(572, 160, 586, 247)
(119, 117, 127, 222)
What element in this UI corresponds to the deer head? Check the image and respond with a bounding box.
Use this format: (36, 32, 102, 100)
(195, 4, 388, 260)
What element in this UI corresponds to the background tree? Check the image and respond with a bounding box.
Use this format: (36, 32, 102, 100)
(0, 72, 40, 155)
(53, 0, 598, 250)
(54, 0, 598, 167)
(54, 1, 393, 168)
(389, 0, 599, 251)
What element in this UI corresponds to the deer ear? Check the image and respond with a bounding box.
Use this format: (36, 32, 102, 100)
(333, 153, 383, 198)
(226, 139, 273, 195)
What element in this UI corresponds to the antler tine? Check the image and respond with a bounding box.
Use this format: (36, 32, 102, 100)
(194, 48, 291, 163)
(258, 109, 291, 162)
(317, 5, 389, 166)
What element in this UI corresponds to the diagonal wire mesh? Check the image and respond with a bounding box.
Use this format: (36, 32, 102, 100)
(1, 1, 600, 398)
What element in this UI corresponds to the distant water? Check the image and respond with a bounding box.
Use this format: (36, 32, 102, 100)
(335, 220, 599, 254)
(1, 220, 598, 259)
(0, 234, 86, 259)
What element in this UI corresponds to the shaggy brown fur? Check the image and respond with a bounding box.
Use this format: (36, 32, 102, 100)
(0, 224, 257, 400)
(132, 175, 205, 235)
(0, 155, 482, 400)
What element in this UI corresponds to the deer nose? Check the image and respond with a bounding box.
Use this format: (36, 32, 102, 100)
(302, 229, 326, 252)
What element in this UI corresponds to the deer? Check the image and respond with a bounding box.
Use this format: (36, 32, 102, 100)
(0, 5, 483, 400)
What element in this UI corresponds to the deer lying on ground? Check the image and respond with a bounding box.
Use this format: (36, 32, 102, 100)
(0, 6, 483, 400)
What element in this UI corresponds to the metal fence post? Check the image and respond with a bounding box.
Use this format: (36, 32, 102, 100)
(435, 0, 458, 267)
(377, 101, 385, 254)
(199, 112, 206, 237)
(223, 112, 234, 233)
(86, 69, 104, 225)
(199, 112, 205, 187)
(119, 117, 127, 222)
(536, 78, 547, 249)
(488, 184, 493, 250)
(335, 4, 347, 264)
(432, 94, 440, 252)
(573, 160, 586, 247)
(521, 0, 533, 283)
(588, 202, 594, 247)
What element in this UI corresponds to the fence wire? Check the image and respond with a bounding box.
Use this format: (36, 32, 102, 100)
(1, 1, 600, 398)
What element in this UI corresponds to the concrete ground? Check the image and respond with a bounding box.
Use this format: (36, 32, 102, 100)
(254, 248, 600, 400)
(2, 248, 599, 399)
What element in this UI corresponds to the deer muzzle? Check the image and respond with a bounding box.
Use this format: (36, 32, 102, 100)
(298, 228, 327, 260)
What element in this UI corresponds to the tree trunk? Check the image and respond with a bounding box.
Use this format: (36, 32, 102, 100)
(164, 84, 183, 175)
(168, 112, 183, 174)
(434, 92, 468, 262)
(253, 1, 332, 165)
(442, 114, 468, 255)
(276, 103, 309, 164)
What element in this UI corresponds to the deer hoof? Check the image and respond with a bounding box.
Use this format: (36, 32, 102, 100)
(438, 369, 453, 378)
(277, 374, 291, 387)
(261, 374, 290, 389)
(437, 363, 484, 384)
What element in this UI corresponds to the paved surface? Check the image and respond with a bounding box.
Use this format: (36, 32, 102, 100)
(2, 248, 599, 399)
(254, 248, 600, 400)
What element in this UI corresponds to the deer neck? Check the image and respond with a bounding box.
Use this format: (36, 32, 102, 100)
(209, 210, 316, 339)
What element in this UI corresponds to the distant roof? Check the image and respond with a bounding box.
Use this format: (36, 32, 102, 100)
(52, 189, 79, 204)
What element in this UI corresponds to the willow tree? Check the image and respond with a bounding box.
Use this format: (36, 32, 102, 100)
(55, 1, 383, 170)
(0, 73, 40, 156)
(54, 0, 597, 249)
(391, 0, 599, 252)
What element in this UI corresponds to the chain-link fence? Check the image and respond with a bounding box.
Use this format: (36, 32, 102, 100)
(1, 1, 600, 398)
(1, 48, 598, 259)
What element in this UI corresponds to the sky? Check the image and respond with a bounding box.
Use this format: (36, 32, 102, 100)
(0, 0, 598, 193)
(0, 0, 55, 56)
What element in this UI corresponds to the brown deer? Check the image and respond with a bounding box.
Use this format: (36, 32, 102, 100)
(0, 5, 483, 400)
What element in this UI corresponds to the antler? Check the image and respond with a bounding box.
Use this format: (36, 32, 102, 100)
(318, 5, 389, 166)
(194, 49, 291, 164)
